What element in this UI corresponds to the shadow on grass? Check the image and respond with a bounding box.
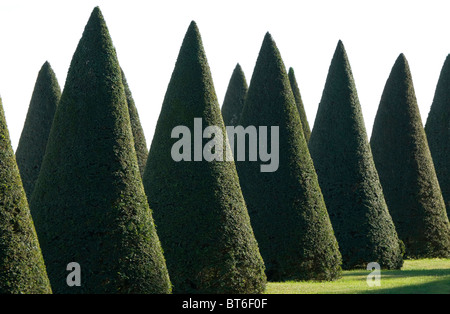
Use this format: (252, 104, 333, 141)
(342, 268, 450, 279)
(363, 277, 450, 294)
(344, 268, 450, 294)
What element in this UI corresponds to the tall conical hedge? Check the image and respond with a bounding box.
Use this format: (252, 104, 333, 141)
(121, 68, 148, 176)
(425, 54, 450, 219)
(371, 54, 450, 258)
(221, 63, 248, 126)
(15, 61, 60, 201)
(308, 41, 404, 270)
(142, 21, 266, 294)
(30, 7, 171, 293)
(236, 33, 342, 281)
(0, 97, 52, 294)
(288, 67, 311, 142)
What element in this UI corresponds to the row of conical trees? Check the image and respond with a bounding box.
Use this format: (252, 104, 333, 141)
(1, 7, 449, 294)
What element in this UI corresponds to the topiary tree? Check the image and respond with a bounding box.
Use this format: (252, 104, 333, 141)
(0, 96, 52, 294)
(121, 68, 148, 176)
(15, 61, 61, 201)
(236, 33, 342, 281)
(29, 7, 171, 294)
(142, 21, 266, 294)
(371, 54, 450, 258)
(288, 67, 311, 143)
(308, 41, 404, 270)
(425, 54, 450, 219)
(221, 63, 248, 126)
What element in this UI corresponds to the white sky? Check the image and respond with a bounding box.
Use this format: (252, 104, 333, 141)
(1, 0, 450, 150)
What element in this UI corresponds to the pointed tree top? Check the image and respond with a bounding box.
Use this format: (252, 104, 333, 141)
(184, 20, 201, 45)
(371, 53, 450, 258)
(241, 33, 292, 126)
(15, 60, 61, 200)
(221, 63, 248, 126)
(236, 32, 342, 280)
(392, 53, 409, 73)
(177, 20, 205, 62)
(189, 20, 198, 29)
(308, 42, 404, 269)
(288, 66, 311, 142)
(85, 6, 106, 29)
(30, 7, 171, 293)
(310, 38, 364, 143)
(143, 18, 266, 293)
(333, 39, 350, 65)
(380, 53, 419, 116)
(262, 32, 276, 52)
(232, 62, 246, 81)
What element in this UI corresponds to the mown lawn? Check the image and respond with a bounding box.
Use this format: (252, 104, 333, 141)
(266, 259, 450, 294)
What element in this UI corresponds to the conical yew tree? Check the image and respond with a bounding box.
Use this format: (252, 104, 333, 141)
(236, 33, 342, 281)
(121, 68, 148, 176)
(15, 61, 61, 201)
(142, 21, 266, 293)
(288, 67, 311, 142)
(309, 41, 404, 270)
(0, 97, 52, 294)
(371, 54, 450, 258)
(221, 63, 248, 126)
(30, 7, 171, 293)
(425, 54, 450, 219)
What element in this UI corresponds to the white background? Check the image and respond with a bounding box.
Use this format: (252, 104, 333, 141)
(1, 0, 449, 150)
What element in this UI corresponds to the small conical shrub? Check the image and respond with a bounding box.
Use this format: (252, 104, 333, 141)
(121, 68, 148, 176)
(30, 7, 171, 293)
(15, 61, 61, 201)
(221, 63, 248, 126)
(142, 21, 266, 294)
(309, 41, 404, 270)
(236, 33, 342, 281)
(371, 54, 450, 258)
(0, 96, 52, 294)
(288, 67, 311, 142)
(425, 54, 450, 219)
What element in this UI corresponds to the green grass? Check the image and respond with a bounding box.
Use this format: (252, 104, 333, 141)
(266, 259, 450, 294)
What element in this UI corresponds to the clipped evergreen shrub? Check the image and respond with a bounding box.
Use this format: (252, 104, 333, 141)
(236, 33, 342, 281)
(371, 54, 450, 258)
(121, 68, 148, 176)
(308, 41, 404, 270)
(142, 21, 266, 294)
(15, 61, 61, 201)
(288, 67, 311, 142)
(425, 54, 450, 219)
(0, 96, 52, 294)
(221, 63, 248, 126)
(30, 7, 171, 293)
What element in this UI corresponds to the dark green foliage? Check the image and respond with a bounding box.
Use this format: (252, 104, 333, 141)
(221, 63, 248, 126)
(236, 33, 342, 281)
(142, 21, 266, 293)
(121, 68, 148, 176)
(425, 54, 450, 219)
(288, 67, 311, 142)
(30, 7, 171, 293)
(15, 61, 61, 201)
(371, 54, 450, 258)
(0, 97, 52, 294)
(309, 41, 404, 270)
